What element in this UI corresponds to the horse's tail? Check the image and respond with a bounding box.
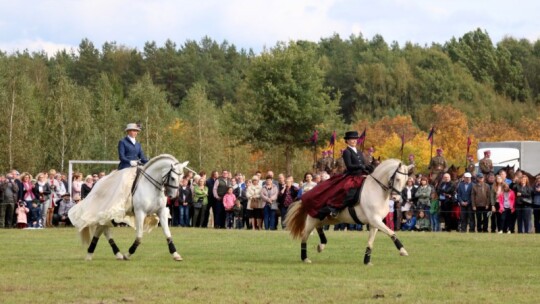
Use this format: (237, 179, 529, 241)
(284, 200, 308, 240)
(79, 225, 96, 247)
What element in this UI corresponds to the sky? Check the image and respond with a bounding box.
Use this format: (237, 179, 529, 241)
(1, 0, 539, 56)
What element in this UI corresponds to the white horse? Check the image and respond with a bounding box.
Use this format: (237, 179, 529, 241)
(285, 159, 413, 264)
(68, 154, 188, 261)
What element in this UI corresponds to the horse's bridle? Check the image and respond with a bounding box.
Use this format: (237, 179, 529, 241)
(369, 162, 408, 194)
(138, 163, 183, 191)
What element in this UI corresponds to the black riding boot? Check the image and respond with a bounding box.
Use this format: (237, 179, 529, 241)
(343, 188, 360, 208)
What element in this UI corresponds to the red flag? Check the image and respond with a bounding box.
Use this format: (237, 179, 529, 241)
(427, 126, 435, 144)
(358, 128, 366, 144)
(466, 136, 471, 154)
(329, 130, 336, 147)
(309, 130, 318, 146)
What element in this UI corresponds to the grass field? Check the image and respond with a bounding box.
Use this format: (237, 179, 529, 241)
(1, 227, 539, 304)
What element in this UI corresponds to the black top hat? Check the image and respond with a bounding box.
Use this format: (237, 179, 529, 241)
(343, 131, 361, 140)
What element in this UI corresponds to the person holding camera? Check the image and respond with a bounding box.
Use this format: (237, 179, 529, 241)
(15, 201, 29, 229)
(1, 173, 19, 228)
(53, 193, 75, 226)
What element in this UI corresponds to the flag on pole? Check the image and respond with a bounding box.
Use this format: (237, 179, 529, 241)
(427, 126, 435, 144)
(329, 130, 336, 147)
(358, 128, 366, 144)
(309, 130, 318, 146)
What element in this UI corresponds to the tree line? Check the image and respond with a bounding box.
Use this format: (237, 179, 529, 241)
(1, 28, 540, 177)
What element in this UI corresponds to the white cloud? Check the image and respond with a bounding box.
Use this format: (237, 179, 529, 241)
(0, 39, 76, 56)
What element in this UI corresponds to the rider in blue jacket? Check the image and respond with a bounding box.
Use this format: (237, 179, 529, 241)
(118, 123, 148, 170)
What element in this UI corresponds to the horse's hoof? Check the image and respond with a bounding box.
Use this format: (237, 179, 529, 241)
(302, 258, 312, 264)
(172, 252, 183, 261)
(123, 253, 131, 260)
(317, 244, 325, 253)
(85, 254, 93, 261)
(115, 252, 125, 260)
(399, 248, 409, 256)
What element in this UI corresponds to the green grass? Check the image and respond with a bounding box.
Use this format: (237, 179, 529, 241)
(1, 227, 539, 303)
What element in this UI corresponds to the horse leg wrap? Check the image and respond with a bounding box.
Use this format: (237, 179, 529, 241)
(364, 247, 372, 265)
(391, 235, 404, 250)
(87, 237, 99, 254)
(108, 239, 120, 255)
(316, 228, 327, 244)
(128, 238, 141, 255)
(167, 238, 177, 254)
(301, 243, 307, 261)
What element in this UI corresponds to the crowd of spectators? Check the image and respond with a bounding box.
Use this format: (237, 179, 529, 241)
(2, 166, 540, 234)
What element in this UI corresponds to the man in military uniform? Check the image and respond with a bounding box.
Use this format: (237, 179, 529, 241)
(466, 154, 476, 174)
(323, 150, 334, 173)
(314, 151, 327, 173)
(479, 150, 493, 175)
(365, 147, 375, 165)
(407, 154, 416, 177)
(429, 148, 447, 177)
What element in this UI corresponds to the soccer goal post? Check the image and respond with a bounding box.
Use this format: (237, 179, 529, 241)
(68, 160, 119, 196)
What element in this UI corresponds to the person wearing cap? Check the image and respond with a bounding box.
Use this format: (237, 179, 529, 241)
(407, 154, 416, 176)
(428, 148, 447, 178)
(118, 123, 148, 170)
(365, 147, 375, 165)
(53, 193, 75, 226)
(457, 172, 475, 232)
(472, 173, 491, 232)
(479, 150, 493, 175)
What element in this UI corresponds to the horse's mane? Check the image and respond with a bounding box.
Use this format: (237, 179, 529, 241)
(143, 154, 179, 169)
(373, 158, 402, 175)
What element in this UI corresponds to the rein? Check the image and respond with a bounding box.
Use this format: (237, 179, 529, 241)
(132, 162, 182, 194)
(369, 162, 408, 194)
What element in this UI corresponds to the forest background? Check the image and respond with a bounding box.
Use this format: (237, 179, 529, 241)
(1, 28, 540, 177)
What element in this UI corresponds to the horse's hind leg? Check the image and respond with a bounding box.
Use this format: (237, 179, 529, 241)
(103, 226, 125, 260)
(158, 207, 182, 261)
(301, 218, 317, 263)
(316, 226, 327, 253)
(86, 225, 106, 261)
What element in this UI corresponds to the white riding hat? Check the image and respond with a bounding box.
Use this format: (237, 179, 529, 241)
(125, 123, 141, 132)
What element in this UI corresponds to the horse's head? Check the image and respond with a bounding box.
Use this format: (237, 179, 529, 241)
(371, 159, 413, 194)
(164, 160, 189, 198)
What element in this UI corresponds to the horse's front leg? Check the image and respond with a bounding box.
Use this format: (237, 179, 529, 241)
(103, 226, 125, 260)
(124, 210, 145, 260)
(369, 217, 408, 257)
(364, 226, 378, 265)
(86, 225, 106, 261)
(158, 207, 183, 261)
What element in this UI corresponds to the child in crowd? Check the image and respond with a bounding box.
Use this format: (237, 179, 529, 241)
(429, 191, 440, 231)
(415, 210, 431, 231)
(15, 202, 29, 229)
(29, 201, 42, 228)
(223, 187, 236, 229)
(385, 196, 395, 231)
(233, 199, 243, 229)
(401, 210, 416, 231)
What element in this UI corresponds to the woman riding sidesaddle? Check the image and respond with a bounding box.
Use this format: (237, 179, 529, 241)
(301, 131, 374, 219)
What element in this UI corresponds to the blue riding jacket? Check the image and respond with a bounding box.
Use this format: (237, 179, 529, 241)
(118, 136, 148, 170)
